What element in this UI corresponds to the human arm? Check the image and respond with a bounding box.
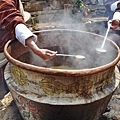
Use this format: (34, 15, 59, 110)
(15, 24, 57, 61)
(25, 37, 57, 61)
(0, 0, 57, 60)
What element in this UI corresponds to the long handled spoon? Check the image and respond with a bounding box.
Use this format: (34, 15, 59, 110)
(56, 53, 85, 59)
(96, 23, 111, 53)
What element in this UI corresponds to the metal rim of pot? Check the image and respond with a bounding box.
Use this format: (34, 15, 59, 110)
(4, 29, 120, 76)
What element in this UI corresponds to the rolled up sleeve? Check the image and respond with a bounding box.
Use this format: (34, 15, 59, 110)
(15, 24, 37, 46)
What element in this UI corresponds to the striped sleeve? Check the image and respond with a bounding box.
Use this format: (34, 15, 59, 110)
(0, 0, 25, 31)
(0, 0, 25, 51)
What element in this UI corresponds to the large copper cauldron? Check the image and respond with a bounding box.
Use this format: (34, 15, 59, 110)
(4, 29, 120, 120)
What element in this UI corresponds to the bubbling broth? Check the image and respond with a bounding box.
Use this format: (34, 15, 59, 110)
(17, 48, 117, 70)
(17, 51, 84, 70)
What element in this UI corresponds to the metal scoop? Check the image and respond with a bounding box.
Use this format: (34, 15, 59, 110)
(96, 48, 107, 53)
(56, 54, 85, 59)
(96, 23, 111, 53)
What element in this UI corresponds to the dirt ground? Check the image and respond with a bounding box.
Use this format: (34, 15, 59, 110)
(0, 92, 23, 120)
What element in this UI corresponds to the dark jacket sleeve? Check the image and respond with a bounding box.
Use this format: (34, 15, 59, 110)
(0, 0, 25, 31)
(0, 0, 25, 51)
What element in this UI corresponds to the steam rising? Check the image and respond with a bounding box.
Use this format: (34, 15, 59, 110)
(29, 1, 119, 70)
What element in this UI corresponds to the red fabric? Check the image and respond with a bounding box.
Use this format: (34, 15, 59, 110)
(0, 0, 25, 51)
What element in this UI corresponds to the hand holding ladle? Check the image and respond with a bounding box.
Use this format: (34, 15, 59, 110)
(108, 19, 120, 30)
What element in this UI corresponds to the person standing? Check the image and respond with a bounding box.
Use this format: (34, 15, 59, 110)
(109, 0, 120, 29)
(0, 0, 57, 98)
(107, 1, 120, 70)
(103, 0, 118, 28)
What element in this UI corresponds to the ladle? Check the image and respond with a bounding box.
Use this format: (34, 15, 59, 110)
(96, 23, 111, 53)
(56, 54, 85, 59)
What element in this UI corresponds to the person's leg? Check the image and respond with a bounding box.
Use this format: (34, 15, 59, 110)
(0, 64, 9, 99)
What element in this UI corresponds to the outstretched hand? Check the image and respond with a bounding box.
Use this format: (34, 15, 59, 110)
(25, 36, 57, 61)
(34, 48, 57, 61)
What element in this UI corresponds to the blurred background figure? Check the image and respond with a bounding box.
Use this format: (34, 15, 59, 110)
(104, 0, 118, 28)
